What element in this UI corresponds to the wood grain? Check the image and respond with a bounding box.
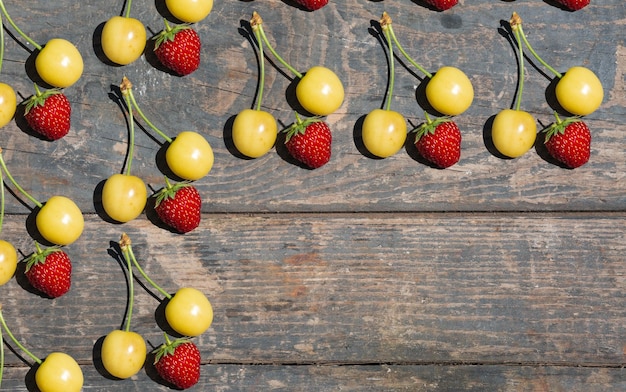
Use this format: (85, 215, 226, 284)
(0, 213, 624, 390)
(0, 1, 621, 214)
(0, 0, 624, 390)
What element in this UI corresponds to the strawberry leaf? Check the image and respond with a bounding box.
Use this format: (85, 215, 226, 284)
(154, 20, 193, 50)
(543, 114, 582, 143)
(283, 114, 323, 143)
(153, 337, 192, 363)
(154, 180, 193, 207)
(24, 245, 62, 272)
(24, 88, 63, 115)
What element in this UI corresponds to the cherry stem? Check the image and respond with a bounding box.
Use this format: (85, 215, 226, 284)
(517, 25, 562, 79)
(120, 78, 138, 176)
(0, 149, 43, 208)
(0, 158, 5, 236)
(252, 13, 303, 79)
(512, 27, 525, 111)
(0, 15, 4, 74)
(386, 24, 432, 78)
(381, 14, 396, 112)
(251, 21, 267, 112)
(0, 306, 42, 365)
(0, 0, 42, 51)
(0, 323, 3, 388)
(123, 0, 133, 18)
(120, 234, 136, 333)
(126, 243, 172, 300)
(125, 88, 173, 143)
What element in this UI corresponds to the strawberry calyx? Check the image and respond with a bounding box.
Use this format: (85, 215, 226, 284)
(24, 242, 62, 273)
(24, 85, 62, 115)
(153, 334, 191, 363)
(543, 113, 582, 143)
(411, 113, 452, 143)
(155, 178, 192, 208)
(154, 20, 192, 50)
(283, 113, 322, 143)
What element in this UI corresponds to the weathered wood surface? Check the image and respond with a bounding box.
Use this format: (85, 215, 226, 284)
(0, 214, 625, 390)
(0, 0, 622, 213)
(0, 0, 624, 391)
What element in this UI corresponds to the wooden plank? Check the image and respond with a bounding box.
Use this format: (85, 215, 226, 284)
(0, 1, 621, 214)
(1, 364, 626, 391)
(0, 214, 624, 376)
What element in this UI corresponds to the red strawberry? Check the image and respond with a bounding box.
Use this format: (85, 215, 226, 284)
(284, 115, 332, 169)
(552, 0, 590, 11)
(154, 22, 201, 76)
(413, 116, 461, 168)
(24, 88, 71, 141)
(154, 337, 201, 390)
(24, 245, 72, 298)
(155, 181, 202, 233)
(423, 0, 458, 11)
(544, 115, 591, 168)
(294, 0, 328, 11)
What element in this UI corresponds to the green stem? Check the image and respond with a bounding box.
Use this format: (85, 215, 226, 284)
(382, 27, 396, 111)
(123, 0, 133, 18)
(127, 243, 172, 300)
(0, 325, 3, 388)
(125, 89, 173, 143)
(0, 150, 42, 208)
(0, 15, 4, 74)
(0, 0, 42, 50)
(513, 28, 525, 112)
(0, 307, 42, 365)
(121, 92, 136, 176)
(0, 158, 4, 236)
(252, 27, 266, 111)
(120, 236, 135, 332)
(387, 25, 432, 78)
(255, 24, 303, 79)
(517, 25, 562, 79)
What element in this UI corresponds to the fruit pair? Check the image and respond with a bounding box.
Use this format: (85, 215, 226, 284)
(493, 13, 601, 164)
(101, 234, 212, 386)
(102, 2, 206, 74)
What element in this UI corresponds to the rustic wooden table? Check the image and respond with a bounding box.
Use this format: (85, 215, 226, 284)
(0, 0, 624, 390)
